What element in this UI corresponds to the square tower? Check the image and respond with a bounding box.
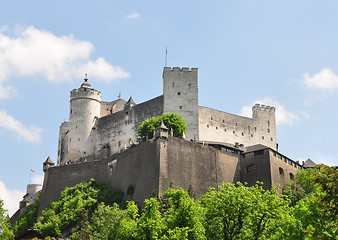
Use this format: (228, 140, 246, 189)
(163, 67, 199, 141)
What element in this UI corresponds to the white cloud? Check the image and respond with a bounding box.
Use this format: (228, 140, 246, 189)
(0, 26, 130, 98)
(240, 97, 300, 126)
(126, 12, 140, 19)
(32, 175, 44, 185)
(303, 68, 338, 90)
(0, 181, 25, 217)
(0, 109, 43, 143)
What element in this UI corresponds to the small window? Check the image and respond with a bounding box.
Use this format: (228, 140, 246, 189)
(207, 124, 209, 128)
(172, 82, 175, 87)
(78, 138, 80, 141)
(211, 117, 213, 120)
(179, 106, 182, 109)
(273, 151, 276, 157)
(251, 134, 253, 137)
(233, 130, 235, 134)
(254, 127, 257, 132)
(188, 83, 191, 87)
(290, 173, 295, 180)
(216, 126, 218, 130)
(268, 120, 270, 127)
(268, 128, 270, 133)
(271, 138, 273, 141)
(279, 167, 284, 175)
(224, 128, 227, 132)
(235, 122, 238, 126)
(223, 120, 225, 123)
(126, 112, 128, 115)
(69, 138, 71, 142)
(262, 136, 264, 140)
(70, 109, 72, 114)
(177, 92, 181, 95)
(242, 133, 244, 136)
(247, 164, 258, 174)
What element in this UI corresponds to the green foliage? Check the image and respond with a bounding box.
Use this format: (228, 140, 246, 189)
(90, 203, 129, 240)
(283, 168, 320, 206)
(138, 113, 188, 141)
(13, 194, 41, 237)
(0, 200, 14, 240)
(200, 182, 289, 240)
(34, 179, 124, 237)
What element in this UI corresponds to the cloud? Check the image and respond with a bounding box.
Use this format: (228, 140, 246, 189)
(0, 26, 130, 98)
(240, 97, 300, 126)
(0, 110, 43, 143)
(32, 175, 44, 185)
(0, 181, 25, 217)
(126, 12, 140, 19)
(303, 68, 338, 90)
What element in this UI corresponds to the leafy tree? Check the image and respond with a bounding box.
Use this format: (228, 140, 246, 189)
(13, 194, 41, 237)
(0, 200, 14, 240)
(90, 203, 128, 240)
(34, 179, 124, 237)
(200, 182, 289, 240)
(282, 168, 320, 206)
(138, 113, 187, 141)
(70, 209, 92, 240)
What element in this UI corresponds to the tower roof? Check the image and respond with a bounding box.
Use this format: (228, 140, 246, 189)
(44, 156, 54, 165)
(126, 96, 136, 105)
(80, 74, 92, 89)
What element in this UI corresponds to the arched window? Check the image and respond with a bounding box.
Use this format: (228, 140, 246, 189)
(290, 173, 295, 180)
(246, 164, 258, 174)
(279, 167, 284, 175)
(126, 186, 134, 200)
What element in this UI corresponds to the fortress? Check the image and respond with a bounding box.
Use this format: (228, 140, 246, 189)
(12, 66, 306, 222)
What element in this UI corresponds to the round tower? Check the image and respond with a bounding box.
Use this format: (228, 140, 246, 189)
(67, 75, 101, 162)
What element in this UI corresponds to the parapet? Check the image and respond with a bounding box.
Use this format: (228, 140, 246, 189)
(252, 104, 275, 113)
(163, 67, 198, 72)
(70, 88, 101, 101)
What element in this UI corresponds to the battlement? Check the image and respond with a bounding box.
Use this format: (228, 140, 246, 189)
(163, 66, 198, 72)
(252, 104, 275, 113)
(70, 88, 101, 100)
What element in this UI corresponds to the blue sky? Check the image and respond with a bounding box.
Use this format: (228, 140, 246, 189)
(1, 1, 338, 215)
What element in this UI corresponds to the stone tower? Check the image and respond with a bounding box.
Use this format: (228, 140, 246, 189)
(67, 75, 101, 162)
(252, 104, 277, 150)
(163, 67, 199, 141)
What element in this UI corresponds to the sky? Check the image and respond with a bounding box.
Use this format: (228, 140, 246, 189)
(1, 0, 338, 216)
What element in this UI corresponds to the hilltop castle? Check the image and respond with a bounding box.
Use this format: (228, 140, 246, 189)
(58, 67, 277, 165)
(12, 66, 306, 222)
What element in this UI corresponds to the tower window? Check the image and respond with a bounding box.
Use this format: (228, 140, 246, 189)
(216, 127, 218, 130)
(271, 138, 273, 141)
(242, 133, 244, 136)
(207, 124, 209, 128)
(224, 128, 227, 132)
(188, 83, 191, 87)
(211, 117, 213, 120)
(268, 128, 270, 133)
(247, 164, 258, 174)
(279, 167, 284, 175)
(172, 82, 175, 87)
(233, 130, 235, 134)
(251, 134, 253, 137)
(179, 106, 182, 109)
(290, 173, 295, 180)
(177, 92, 181, 95)
(262, 136, 264, 140)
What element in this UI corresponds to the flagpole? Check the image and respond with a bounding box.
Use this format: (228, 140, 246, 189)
(29, 170, 31, 184)
(165, 46, 168, 67)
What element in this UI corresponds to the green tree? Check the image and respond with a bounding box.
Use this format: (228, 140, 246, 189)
(282, 168, 320, 206)
(200, 182, 289, 240)
(138, 113, 187, 141)
(13, 194, 41, 237)
(34, 179, 124, 237)
(0, 200, 14, 240)
(90, 203, 128, 240)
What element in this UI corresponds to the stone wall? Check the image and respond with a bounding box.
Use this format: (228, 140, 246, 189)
(199, 106, 277, 150)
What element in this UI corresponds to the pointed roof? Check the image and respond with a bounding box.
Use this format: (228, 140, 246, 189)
(80, 74, 92, 88)
(44, 156, 54, 165)
(303, 158, 316, 168)
(126, 96, 136, 105)
(156, 121, 169, 130)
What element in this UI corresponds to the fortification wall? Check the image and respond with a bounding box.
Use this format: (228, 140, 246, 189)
(199, 106, 277, 150)
(95, 95, 164, 155)
(38, 160, 110, 215)
(159, 138, 240, 198)
(269, 150, 300, 193)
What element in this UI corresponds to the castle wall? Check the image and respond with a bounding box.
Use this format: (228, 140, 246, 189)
(159, 138, 240, 199)
(95, 96, 164, 155)
(199, 106, 277, 150)
(163, 67, 199, 141)
(38, 159, 110, 216)
(269, 150, 300, 193)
